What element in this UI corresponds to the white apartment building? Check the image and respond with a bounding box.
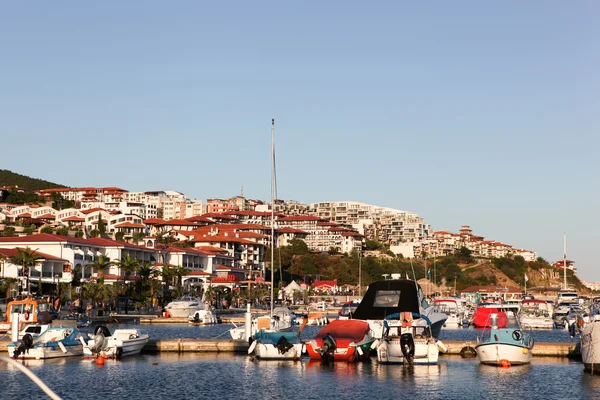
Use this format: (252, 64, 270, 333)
(309, 201, 432, 245)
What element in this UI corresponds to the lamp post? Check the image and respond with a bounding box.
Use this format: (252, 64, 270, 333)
(454, 275, 457, 297)
(358, 247, 362, 297)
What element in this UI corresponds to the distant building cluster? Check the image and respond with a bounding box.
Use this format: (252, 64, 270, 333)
(0, 185, 558, 288)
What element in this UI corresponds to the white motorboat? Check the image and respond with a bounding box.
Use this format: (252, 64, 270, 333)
(188, 302, 218, 324)
(580, 304, 600, 373)
(165, 296, 202, 318)
(83, 325, 149, 358)
(475, 312, 534, 365)
(8, 327, 84, 360)
(248, 317, 307, 360)
(433, 298, 464, 328)
(351, 279, 448, 339)
(519, 299, 554, 329)
(374, 314, 446, 365)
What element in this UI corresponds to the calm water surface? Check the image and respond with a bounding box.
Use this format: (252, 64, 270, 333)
(1, 323, 595, 400)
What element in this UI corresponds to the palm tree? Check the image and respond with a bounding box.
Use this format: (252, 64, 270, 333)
(132, 231, 145, 245)
(87, 254, 113, 282)
(116, 253, 139, 279)
(2, 277, 19, 299)
(10, 247, 43, 295)
(173, 265, 191, 295)
(137, 262, 159, 306)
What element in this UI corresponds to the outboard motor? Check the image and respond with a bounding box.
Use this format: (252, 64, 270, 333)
(12, 334, 34, 359)
(89, 325, 110, 355)
(320, 333, 337, 358)
(275, 335, 294, 355)
(400, 333, 415, 364)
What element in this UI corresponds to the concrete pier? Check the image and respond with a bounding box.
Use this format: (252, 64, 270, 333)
(139, 317, 245, 324)
(0, 338, 581, 357)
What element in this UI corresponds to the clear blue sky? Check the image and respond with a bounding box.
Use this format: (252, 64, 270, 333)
(1, 2, 598, 279)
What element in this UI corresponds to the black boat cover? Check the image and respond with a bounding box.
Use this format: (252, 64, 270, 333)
(351, 280, 421, 320)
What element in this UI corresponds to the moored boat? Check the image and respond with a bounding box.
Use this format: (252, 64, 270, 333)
(0, 297, 52, 333)
(475, 312, 534, 365)
(305, 319, 374, 362)
(8, 326, 84, 360)
(248, 317, 307, 360)
(83, 325, 149, 358)
(164, 296, 202, 318)
(518, 299, 554, 329)
(580, 304, 600, 373)
(350, 279, 447, 339)
(188, 302, 218, 324)
(374, 313, 445, 365)
(472, 306, 507, 328)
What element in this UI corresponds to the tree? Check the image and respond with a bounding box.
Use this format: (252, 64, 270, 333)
(40, 226, 54, 234)
(89, 229, 100, 238)
(116, 253, 139, 279)
(173, 265, 191, 295)
(97, 215, 107, 235)
(75, 230, 84, 238)
(132, 231, 145, 245)
(9, 247, 43, 295)
(364, 239, 380, 251)
(87, 255, 113, 282)
(115, 232, 125, 242)
(55, 226, 69, 236)
(24, 225, 35, 235)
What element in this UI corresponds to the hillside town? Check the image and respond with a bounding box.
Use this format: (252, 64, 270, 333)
(0, 185, 584, 297)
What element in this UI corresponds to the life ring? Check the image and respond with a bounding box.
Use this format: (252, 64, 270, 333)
(23, 311, 30, 321)
(512, 330, 522, 341)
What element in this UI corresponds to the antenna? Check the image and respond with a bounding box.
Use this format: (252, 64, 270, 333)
(240, 185, 244, 198)
(563, 233, 567, 290)
(270, 118, 275, 317)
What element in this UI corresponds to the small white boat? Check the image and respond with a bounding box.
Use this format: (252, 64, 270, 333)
(248, 318, 307, 360)
(165, 296, 202, 318)
(8, 327, 84, 360)
(83, 325, 149, 358)
(518, 300, 554, 329)
(188, 302, 218, 324)
(374, 316, 445, 365)
(580, 304, 600, 373)
(475, 312, 534, 365)
(433, 298, 463, 328)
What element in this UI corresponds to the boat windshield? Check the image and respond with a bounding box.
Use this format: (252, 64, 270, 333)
(373, 290, 401, 307)
(37, 303, 48, 312)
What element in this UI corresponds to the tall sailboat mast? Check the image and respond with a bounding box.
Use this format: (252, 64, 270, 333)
(563, 233, 567, 290)
(270, 118, 275, 317)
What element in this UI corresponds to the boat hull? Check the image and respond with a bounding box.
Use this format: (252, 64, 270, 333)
(581, 322, 600, 372)
(305, 341, 371, 362)
(475, 343, 532, 365)
(377, 339, 439, 365)
(253, 342, 303, 360)
(165, 307, 201, 318)
(8, 343, 83, 360)
(519, 316, 554, 329)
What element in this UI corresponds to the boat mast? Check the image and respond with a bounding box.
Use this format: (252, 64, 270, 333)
(270, 118, 275, 317)
(563, 233, 567, 290)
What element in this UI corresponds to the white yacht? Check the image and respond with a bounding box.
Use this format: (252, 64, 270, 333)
(165, 296, 202, 318)
(519, 299, 554, 329)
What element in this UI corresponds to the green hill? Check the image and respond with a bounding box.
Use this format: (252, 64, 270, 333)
(0, 169, 68, 190)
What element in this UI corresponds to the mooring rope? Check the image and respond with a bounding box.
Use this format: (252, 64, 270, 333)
(0, 356, 62, 400)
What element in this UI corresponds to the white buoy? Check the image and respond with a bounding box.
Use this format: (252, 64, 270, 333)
(244, 303, 252, 342)
(11, 313, 19, 342)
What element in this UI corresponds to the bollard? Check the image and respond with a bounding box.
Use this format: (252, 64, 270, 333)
(11, 313, 20, 342)
(244, 303, 252, 342)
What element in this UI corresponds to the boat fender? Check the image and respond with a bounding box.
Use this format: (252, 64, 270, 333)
(356, 345, 364, 356)
(248, 340, 257, 355)
(499, 359, 511, 368)
(569, 323, 576, 338)
(436, 340, 448, 354)
(24, 310, 29, 321)
(459, 346, 477, 358)
(58, 341, 68, 354)
(512, 330, 522, 341)
(370, 339, 380, 350)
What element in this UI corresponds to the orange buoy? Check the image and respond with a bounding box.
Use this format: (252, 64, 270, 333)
(96, 356, 105, 366)
(499, 359, 511, 368)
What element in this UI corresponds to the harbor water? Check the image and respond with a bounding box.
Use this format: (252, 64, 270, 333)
(0, 324, 597, 400)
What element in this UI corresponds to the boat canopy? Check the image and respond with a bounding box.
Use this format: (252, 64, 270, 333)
(352, 280, 421, 320)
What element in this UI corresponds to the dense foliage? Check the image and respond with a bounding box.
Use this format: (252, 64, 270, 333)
(0, 169, 67, 190)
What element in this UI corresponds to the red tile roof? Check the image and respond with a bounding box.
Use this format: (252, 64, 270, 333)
(62, 216, 85, 222)
(0, 248, 68, 262)
(278, 216, 323, 222)
(114, 222, 145, 228)
(277, 227, 309, 234)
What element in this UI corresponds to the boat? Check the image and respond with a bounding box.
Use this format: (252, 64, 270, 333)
(518, 299, 554, 329)
(472, 306, 508, 328)
(580, 304, 600, 373)
(338, 300, 360, 320)
(350, 279, 447, 339)
(0, 297, 52, 333)
(188, 301, 218, 324)
(475, 311, 534, 365)
(164, 296, 202, 318)
(83, 325, 149, 358)
(306, 311, 329, 326)
(433, 298, 464, 328)
(230, 311, 294, 340)
(305, 319, 375, 362)
(374, 313, 446, 365)
(8, 326, 84, 360)
(18, 323, 50, 339)
(248, 317, 307, 360)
